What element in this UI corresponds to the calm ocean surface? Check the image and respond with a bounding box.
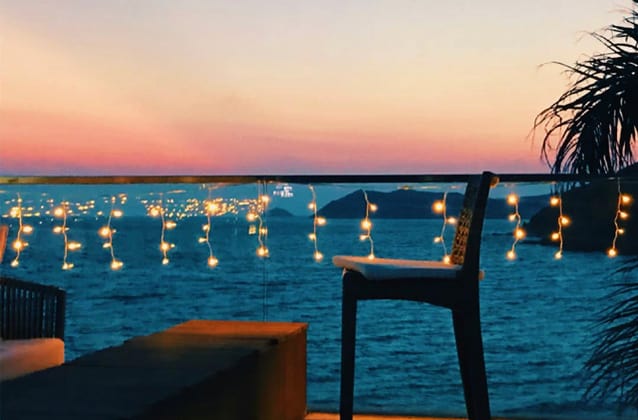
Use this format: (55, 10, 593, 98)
(2, 216, 636, 419)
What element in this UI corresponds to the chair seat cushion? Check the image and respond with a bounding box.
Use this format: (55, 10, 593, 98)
(0, 338, 64, 382)
(333, 255, 463, 281)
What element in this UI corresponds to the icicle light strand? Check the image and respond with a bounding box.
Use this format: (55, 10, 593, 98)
(506, 193, 525, 260)
(432, 192, 455, 264)
(53, 203, 81, 270)
(10, 194, 33, 268)
(202, 187, 219, 267)
(550, 195, 569, 259)
(248, 182, 269, 258)
(360, 190, 376, 259)
(99, 196, 123, 270)
(149, 195, 175, 265)
(308, 185, 326, 262)
(608, 179, 632, 257)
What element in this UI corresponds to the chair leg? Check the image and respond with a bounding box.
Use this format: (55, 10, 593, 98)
(340, 275, 358, 420)
(453, 308, 491, 420)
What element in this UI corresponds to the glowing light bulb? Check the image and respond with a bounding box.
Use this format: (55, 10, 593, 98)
(550, 197, 560, 206)
(165, 221, 177, 229)
(202, 224, 210, 232)
(515, 228, 526, 240)
(433, 236, 442, 243)
(313, 251, 324, 261)
(259, 227, 268, 235)
(560, 216, 570, 226)
(162, 257, 169, 265)
(369, 203, 378, 212)
(11, 260, 19, 267)
(308, 202, 316, 210)
(62, 262, 74, 270)
(198, 237, 206, 243)
(508, 214, 517, 222)
(99, 227, 111, 237)
(507, 194, 518, 205)
(621, 195, 632, 204)
(112, 210, 123, 218)
(111, 260, 124, 270)
(208, 256, 219, 267)
(607, 248, 618, 257)
(551, 232, 560, 241)
(619, 211, 629, 220)
(317, 217, 327, 226)
(618, 228, 625, 235)
(361, 219, 372, 230)
(443, 255, 451, 264)
(308, 233, 316, 240)
(246, 212, 257, 222)
(67, 242, 82, 251)
(367, 253, 375, 260)
(432, 201, 445, 213)
(53, 226, 63, 234)
(160, 242, 171, 251)
(149, 207, 160, 217)
(53, 207, 65, 217)
(506, 250, 516, 260)
(257, 246, 269, 257)
(10, 207, 19, 218)
(554, 251, 562, 259)
(23, 225, 33, 234)
(103, 243, 112, 248)
(447, 217, 457, 225)
(13, 240, 24, 250)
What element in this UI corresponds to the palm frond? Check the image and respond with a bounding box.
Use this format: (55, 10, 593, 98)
(584, 264, 638, 411)
(534, 1, 638, 175)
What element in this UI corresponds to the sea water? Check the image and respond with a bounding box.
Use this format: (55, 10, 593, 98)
(2, 216, 636, 419)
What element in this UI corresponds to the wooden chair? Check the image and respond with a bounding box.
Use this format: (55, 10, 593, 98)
(0, 276, 66, 340)
(333, 171, 497, 420)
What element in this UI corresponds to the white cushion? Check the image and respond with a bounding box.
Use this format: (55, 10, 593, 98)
(333, 255, 462, 281)
(0, 338, 64, 382)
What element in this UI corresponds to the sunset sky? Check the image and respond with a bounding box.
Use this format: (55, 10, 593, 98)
(1, 1, 634, 175)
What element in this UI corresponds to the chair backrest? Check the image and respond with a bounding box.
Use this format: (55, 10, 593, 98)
(0, 276, 66, 340)
(449, 172, 497, 274)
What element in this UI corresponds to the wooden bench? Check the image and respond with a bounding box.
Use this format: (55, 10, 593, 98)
(0, 320, 307, 420)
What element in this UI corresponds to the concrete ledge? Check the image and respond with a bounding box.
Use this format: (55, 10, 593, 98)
(0, 320, 307, 420)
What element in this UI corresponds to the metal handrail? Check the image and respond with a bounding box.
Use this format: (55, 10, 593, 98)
(1, 172, 637, 185)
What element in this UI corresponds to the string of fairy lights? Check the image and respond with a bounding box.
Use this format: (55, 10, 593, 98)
(506, 193, 525, 260)
(1, 183, 634, 271)
(359, 190, 376, 260)
(99, 197, 124, 270)
(549, 195, 568, 259)
(307, 185, 327, 262)
(608, 179, 631, 258)
(246, 182, 270, 258)
(9, 194, 32, 268)
(200, 187, 220, 268)
(431, 191, 457, 264)
(52, 203, 82, 270)
(148, 194, 176, 265)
